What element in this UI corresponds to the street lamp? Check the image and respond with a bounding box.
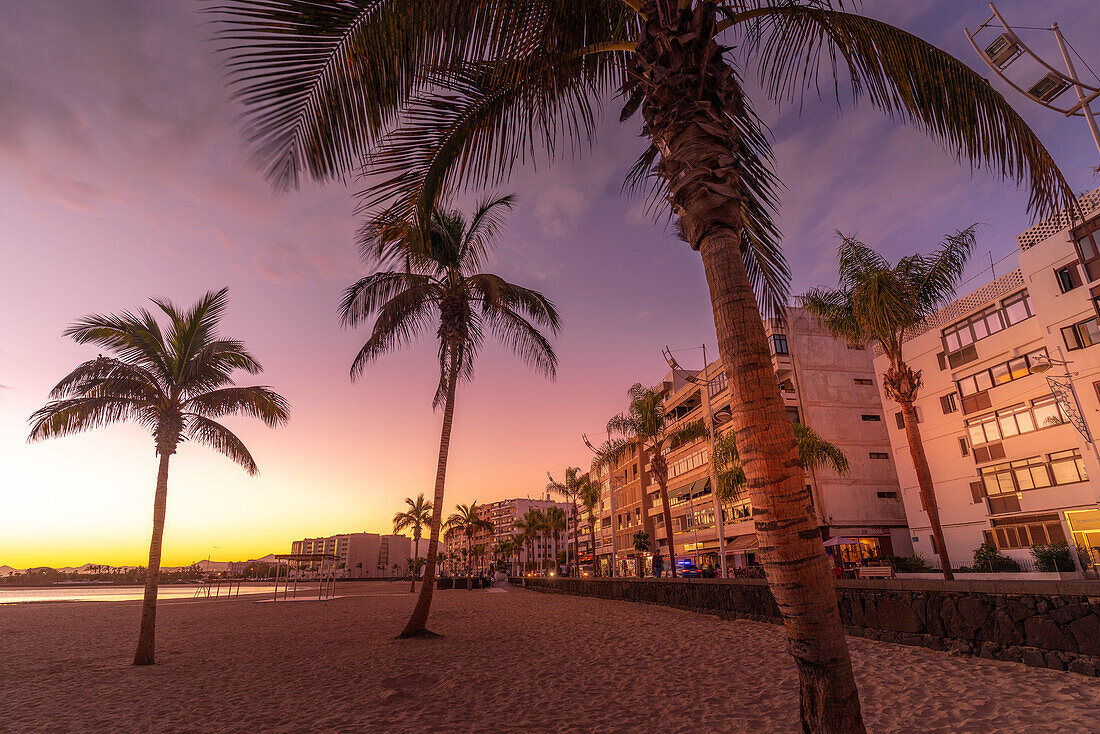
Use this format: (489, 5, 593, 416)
(1028, 352, 1093, 444)
(662, 344, 730, 579)
(583, 431, 617, 578)
(965, 3, 1100, 159)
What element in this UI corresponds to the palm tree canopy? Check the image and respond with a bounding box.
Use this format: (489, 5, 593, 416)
(598, 383, 709, 469)
(214, 1, 1073, 320)
(578, 474, 603, 517)
(546, 466, 583, 501)
(545, 506, 567, 533)
(799, 226, 977, 364)
(714, 422, 849, 503)
(28, 288, 289, 474)
(445, 502, 494, 538)
(339, 193, 560, 407)
(393, 493, 434, 535)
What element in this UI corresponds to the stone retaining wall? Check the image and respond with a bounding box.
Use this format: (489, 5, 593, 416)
(515, 577, 1100, 675)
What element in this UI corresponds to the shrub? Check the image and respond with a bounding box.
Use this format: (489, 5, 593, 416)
(971, 541, 1020, 572)
(873, 553, 935, 573)
(1031, 542, 1076, 572)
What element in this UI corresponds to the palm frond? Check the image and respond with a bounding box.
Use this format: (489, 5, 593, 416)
(28, 397, 152, 442)
(462, 193, 517, 271)
(667, 418, 708, 451)
(737, 6, 1073, 218)
(184, 414, 259, 475)
(339, 271, 435, 327)
(793, 422, 849, 475)
(909, 224, 979, 312)
(184, 386, 290, 427)
(48, 357, 164, 404)
(349, 283, 439, 380)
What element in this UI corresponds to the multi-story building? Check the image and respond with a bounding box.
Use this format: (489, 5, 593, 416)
(648, 307, 910, 574)
(877, 186, 1100, 570)
(442, 497, 570, 574)
(290, 532, 413, 578)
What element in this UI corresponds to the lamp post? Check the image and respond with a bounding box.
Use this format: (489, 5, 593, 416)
(663, 344, 729, 579)
(583, 432, 616, 578)
(965, 3, 1100, 159)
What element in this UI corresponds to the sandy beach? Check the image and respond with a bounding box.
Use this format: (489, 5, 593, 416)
(2, 581, 1099, 733)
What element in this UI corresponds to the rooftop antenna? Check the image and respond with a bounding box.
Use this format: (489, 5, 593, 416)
(965, 3, 1100, 159)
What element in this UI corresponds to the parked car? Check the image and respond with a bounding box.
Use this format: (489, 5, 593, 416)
(677, 562, 702, 578)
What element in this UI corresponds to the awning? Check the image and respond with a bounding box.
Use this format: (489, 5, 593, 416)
(823, 537, 861, 547)
(725, 533, 759, 552)
(675, 478, 710, 501)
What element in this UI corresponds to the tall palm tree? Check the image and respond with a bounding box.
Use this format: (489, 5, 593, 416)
(28, 289, 289, 665)
(510, 531, 525, 576)
(215, 3, 1070, 727)
(445, 502, 494, 579)
(339, 195, 559, 637)
(544, 506, 568, 575)
(546, 467, 584, 576)
(578, 473, 603, 576)
(597, 384, 707, 579)
(514, 509, 547, 574)
(394, 493, 434, 592)
(800, 229, 978, 580)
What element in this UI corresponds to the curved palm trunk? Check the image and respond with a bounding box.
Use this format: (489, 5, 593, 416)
(899, 400, 954, 579)
(633, 3, 863, 730)
(653, 461, 678, 579)
(410, 532, 419, 593)
(133, 449, 172, 665)
(587, 520, 597, 576)
(399, 358, 459, 638)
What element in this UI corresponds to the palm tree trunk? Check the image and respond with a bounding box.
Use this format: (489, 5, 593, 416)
(633, 4, 863, 730)
(899, 399, 954, 579)
(399, 357, 459, 638)
(588, 520, 597, 577)
(410, 533, 419, 593)
(655, 471, 678, 579)
(572, 502, 580, 577)
(133, 449, 172, 665)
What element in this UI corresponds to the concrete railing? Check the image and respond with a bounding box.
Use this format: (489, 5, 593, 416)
(516, 577, 1100, 676)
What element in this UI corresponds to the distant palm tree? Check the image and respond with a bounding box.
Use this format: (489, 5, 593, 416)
(547, 467, 583, 576)
(339, 195, 559, 637)
(393, 494, 434, 592)
(801, 229, 977, 580)
(445, 502, 494, 581)
(515, 509, 547, 574)
(632, 531, 651, 577)
(578, 473, 603, 577)
(544, 506, 567, 575)
(510, 532, 525, 575)
(598, 384, 707, 578)
(28, 289, 288, 665)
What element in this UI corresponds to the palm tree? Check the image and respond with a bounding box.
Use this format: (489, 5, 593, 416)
(547, 467, 584, 577)
(394, 493, 434, 592)
(597, 384, 707, 579)
(800, 230, 978, 580)
(544, 506, 568, 575)
(514, 509, 547, 574)
(28, 288, 289, 665)
(578, 473, 603, 576)
(632, 530, 651, 577)
(215, 4, 1070, 726)
(445, 502, 494, 581)
(339, 195, 559, 637)
(510, 532, 525, 576)
(492, 539, 511, 575)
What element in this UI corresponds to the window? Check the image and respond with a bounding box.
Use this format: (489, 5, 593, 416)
(959, 437, 970, 456)
(869, 452, 889, 460)
(940, 393, 959, 414)
(877, 491, 898, 499)
(979, 449, 1087, 497)
(1001, 291, 1033, 326)
(772, 334, 789, 355)
(854, 378, 874, 386)
(1049, 449, 1088, 485)
(1062, 318, 1100, 351)
(1072, 216, 1100, 280)
(937, 352, 948, 370)
(861, 414, 881, 422)
(786, 406, 800, 423)
(1055, 265, 1079, 293)
(990, 514, 1066, 550)
(941, 294, 1027, 352)
(956, 347, 1048, 397)
(895, 412, 904, 429)
(966, 395, 1066, 447)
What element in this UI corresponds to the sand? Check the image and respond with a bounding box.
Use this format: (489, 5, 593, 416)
(2, 581, 1098, 733)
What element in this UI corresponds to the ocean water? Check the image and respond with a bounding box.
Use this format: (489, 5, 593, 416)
(0, 583, 275, 604)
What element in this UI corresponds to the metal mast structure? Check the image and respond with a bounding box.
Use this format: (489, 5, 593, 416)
(965, 3, 1100, 159)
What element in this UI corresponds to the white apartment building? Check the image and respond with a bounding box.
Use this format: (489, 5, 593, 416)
(443, 497, 571, 574)
(646, 308, 911, 573)
(290, 532, 413, 578)
(875, 186, 1100, 570)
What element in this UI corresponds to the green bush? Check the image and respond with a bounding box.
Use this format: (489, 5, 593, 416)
(869, 553, 934, 573)
(1031, 542, 1076, 572)
(971, 541, 1020, 572)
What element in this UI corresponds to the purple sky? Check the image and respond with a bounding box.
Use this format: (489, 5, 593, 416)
(2, 1, 1099, 567)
